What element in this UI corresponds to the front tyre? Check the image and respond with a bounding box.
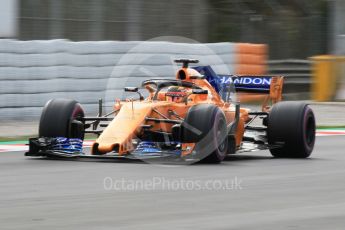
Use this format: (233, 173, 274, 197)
(267, 101, 316, 158)
(181, 104, 228, 163)
(39, 99, 85, 139)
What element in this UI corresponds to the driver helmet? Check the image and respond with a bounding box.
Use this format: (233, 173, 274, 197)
(166, 86, 187, 103)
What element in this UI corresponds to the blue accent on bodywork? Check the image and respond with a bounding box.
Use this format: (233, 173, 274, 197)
(52, 137, 83, 153)
(218, 75, 271, 92)
(134, 141, 181, 156)
(193, 66, 272, 93)
(192, 66, 222, 93)
(135, 141, 162, 153)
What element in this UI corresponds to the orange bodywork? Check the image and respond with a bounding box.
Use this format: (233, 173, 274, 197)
(91, 66, 283, 156)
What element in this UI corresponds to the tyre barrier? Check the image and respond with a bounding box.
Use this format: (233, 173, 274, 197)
(0, 39, 267, 119)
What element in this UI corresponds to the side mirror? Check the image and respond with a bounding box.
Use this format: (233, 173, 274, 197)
(124, 87, 144, 100)
(124, 87, 138, 92)
(192, 89, 208, 95)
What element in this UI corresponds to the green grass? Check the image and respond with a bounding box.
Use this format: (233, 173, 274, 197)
(0, 135, 36, 143)
(317, 125, 345, 130)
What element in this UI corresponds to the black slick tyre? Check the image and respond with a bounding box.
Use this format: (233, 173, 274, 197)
(181, 104, 228, 163)
(39, 99, 85, 139)
(267, 101, 316, 158)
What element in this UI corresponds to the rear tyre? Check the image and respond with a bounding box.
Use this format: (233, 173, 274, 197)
(181, 104, 228, 163)
(39, 99, 85, 139)
(267, 101, 316, 158)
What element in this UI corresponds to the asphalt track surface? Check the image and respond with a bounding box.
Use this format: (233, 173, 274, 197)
(1, 136, 345, 230)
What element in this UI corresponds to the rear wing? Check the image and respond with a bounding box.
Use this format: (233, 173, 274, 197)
(218, 74, 284, 102)
(193, 66, 284, 108)
(219, 75, 271, 93)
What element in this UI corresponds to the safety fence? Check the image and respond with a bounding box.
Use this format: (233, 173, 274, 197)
(0, 39, 266, 119)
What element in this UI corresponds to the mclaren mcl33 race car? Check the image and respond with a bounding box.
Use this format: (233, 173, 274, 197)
(26, 59, 316, 164)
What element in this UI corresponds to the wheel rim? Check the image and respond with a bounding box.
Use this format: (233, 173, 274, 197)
(70, 105, 85, 139)
(217, 118, 227, 152)
(305, 112, 316, 147)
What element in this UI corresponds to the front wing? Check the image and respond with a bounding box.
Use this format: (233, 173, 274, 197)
(25, 137, 198, 163)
